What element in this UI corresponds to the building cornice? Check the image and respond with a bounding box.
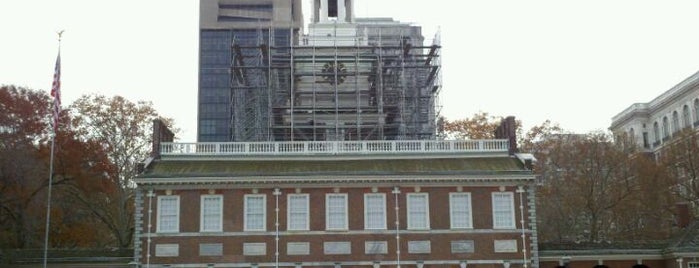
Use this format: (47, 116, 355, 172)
(136, 174, 536, 188)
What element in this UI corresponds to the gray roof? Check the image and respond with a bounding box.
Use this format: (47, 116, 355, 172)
(139, 157, 530, 179)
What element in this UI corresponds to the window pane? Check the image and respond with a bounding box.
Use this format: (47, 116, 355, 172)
(288, 194, 308, 230)
(493, 193, 514, 228)
(201, 195, 222, 232)
(408, 194, 429, 229)
(326, 194, 347, 230)
(450, 193, 472, 228)
(158, 196, 179, 233)
(245, 195, 265, 231)
(365, 194, 386, 229)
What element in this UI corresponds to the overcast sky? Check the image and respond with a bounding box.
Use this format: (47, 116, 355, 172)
(2, 0, 699, 142)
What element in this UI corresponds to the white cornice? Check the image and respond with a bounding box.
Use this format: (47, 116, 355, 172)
(136, 174, 536, 188)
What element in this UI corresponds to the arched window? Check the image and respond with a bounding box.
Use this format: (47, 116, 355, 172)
(653, 121, 660, 143)
(684, 105, 691, 128)
(628, 128, 635, 143)
(672, 111, 680, 134)
(662, 116, 669, 140)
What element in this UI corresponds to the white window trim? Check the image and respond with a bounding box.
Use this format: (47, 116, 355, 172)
(407, 193, 430, 230)
(364, 193, 387, 230)
(244, 194, 267, 231)
(287, 194, 310, 231)
(449, 192, 473, 229)
(492, 192, 516, 229)
(325, 193, 348, 230)
(157, 195, 180, 233)
(200, 195, 223, 232)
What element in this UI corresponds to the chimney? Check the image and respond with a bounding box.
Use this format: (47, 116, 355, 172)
(495, 116, 518, 155)
(675, 202, 692, 228)
(152, 119, 174, 159)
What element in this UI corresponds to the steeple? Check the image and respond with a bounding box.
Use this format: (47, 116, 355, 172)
(313, 0, 354, 23)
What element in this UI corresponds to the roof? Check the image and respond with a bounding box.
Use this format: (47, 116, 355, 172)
(139, 156, 530, 179)
(665, 220, 699, 253)
(540, 220, 699, 258)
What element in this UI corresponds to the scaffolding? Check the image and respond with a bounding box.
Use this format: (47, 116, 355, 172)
(229, 27, 442, 141)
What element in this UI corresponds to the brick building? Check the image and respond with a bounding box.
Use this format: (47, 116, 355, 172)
(132, 119, 539, 267)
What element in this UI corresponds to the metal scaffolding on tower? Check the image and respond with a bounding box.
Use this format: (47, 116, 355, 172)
(228, 23, 441, 142)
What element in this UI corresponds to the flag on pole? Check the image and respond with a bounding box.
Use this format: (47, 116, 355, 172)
(50, 53, 61, 131)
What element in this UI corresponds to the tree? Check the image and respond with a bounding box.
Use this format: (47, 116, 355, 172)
(440, 112, 518, 140)
(0, 86, 56, 248)
(68, 94, 175, 249)
(534, 132, 675, 242)
(0, 86, 112, 248)
(659, 129, 699, 214)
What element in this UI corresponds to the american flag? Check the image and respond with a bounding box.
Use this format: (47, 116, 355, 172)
(50, 53, 61, 131)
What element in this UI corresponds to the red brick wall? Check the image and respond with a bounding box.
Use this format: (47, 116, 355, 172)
(138, 185, 533, 265)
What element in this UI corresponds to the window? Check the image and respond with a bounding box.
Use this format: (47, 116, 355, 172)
(642, 132, 649, 148)
(695, 99, 699, 124)
(492, 192, 515, 229)
(287, 194, 309, 231)
(328, 0, 338, 17)
(653, 122, 660, 143)
(450, 192, 473, 229)
(662, 116, 669, 139)
(628, 128, 635, 142)
(200, 195, 222, 232)
(364, 194, 386, 230)
(683, 105, 691, 128)
(687, 262, 699, 268)
(244, 195, 266, 231)
(326, 194, 348, 230)
(407, 193, 430, 230)
(672, 111, 680, 134)
(157, 196, 179, 233)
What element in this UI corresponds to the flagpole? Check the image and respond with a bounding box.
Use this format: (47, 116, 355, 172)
(43, 30, 63, 268)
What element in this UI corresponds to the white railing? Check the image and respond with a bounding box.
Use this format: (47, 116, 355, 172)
(160, 140, 509, 156)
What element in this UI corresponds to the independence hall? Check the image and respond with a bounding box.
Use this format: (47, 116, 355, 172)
(132, 119, 539, 268)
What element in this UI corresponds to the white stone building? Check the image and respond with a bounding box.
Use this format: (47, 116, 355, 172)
(610, 71, 699, 151)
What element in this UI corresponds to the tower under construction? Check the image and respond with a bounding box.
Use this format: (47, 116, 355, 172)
(198, 0, 442, 142)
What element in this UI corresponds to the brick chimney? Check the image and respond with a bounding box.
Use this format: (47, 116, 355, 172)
(495, 116, 518, 155)
(151, 119, 174, 159)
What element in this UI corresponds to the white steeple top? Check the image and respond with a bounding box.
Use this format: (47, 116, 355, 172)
(313, 0, 355, 23)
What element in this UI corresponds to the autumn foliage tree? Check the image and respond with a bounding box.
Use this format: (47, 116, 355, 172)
(0, 86, 112, 248)
(1, 86, 174, 250)
(443, 112, 677, 243)
(68, 94, 175, 249)
(533, 132, 675, 243)
(0, 86, 54, 248)
(439, 112, 518, 140)
(658, 129, 699, 214)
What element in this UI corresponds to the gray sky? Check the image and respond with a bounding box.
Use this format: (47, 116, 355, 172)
(2, 0, 699, 142)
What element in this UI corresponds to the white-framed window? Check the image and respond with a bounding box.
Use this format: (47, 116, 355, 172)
(157, 195, 179, 233)
(287, 194, 309, 231)
(326, 193, 348, 230)
(687, 262, 699, 268)
(407, 193, 430, 230)
(200, 195, 223, 232)
(244, 194, 266, 231)
(450, 192, 473, 229)
(492, 192, 515, 229)
(364, 193, 386, 230)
